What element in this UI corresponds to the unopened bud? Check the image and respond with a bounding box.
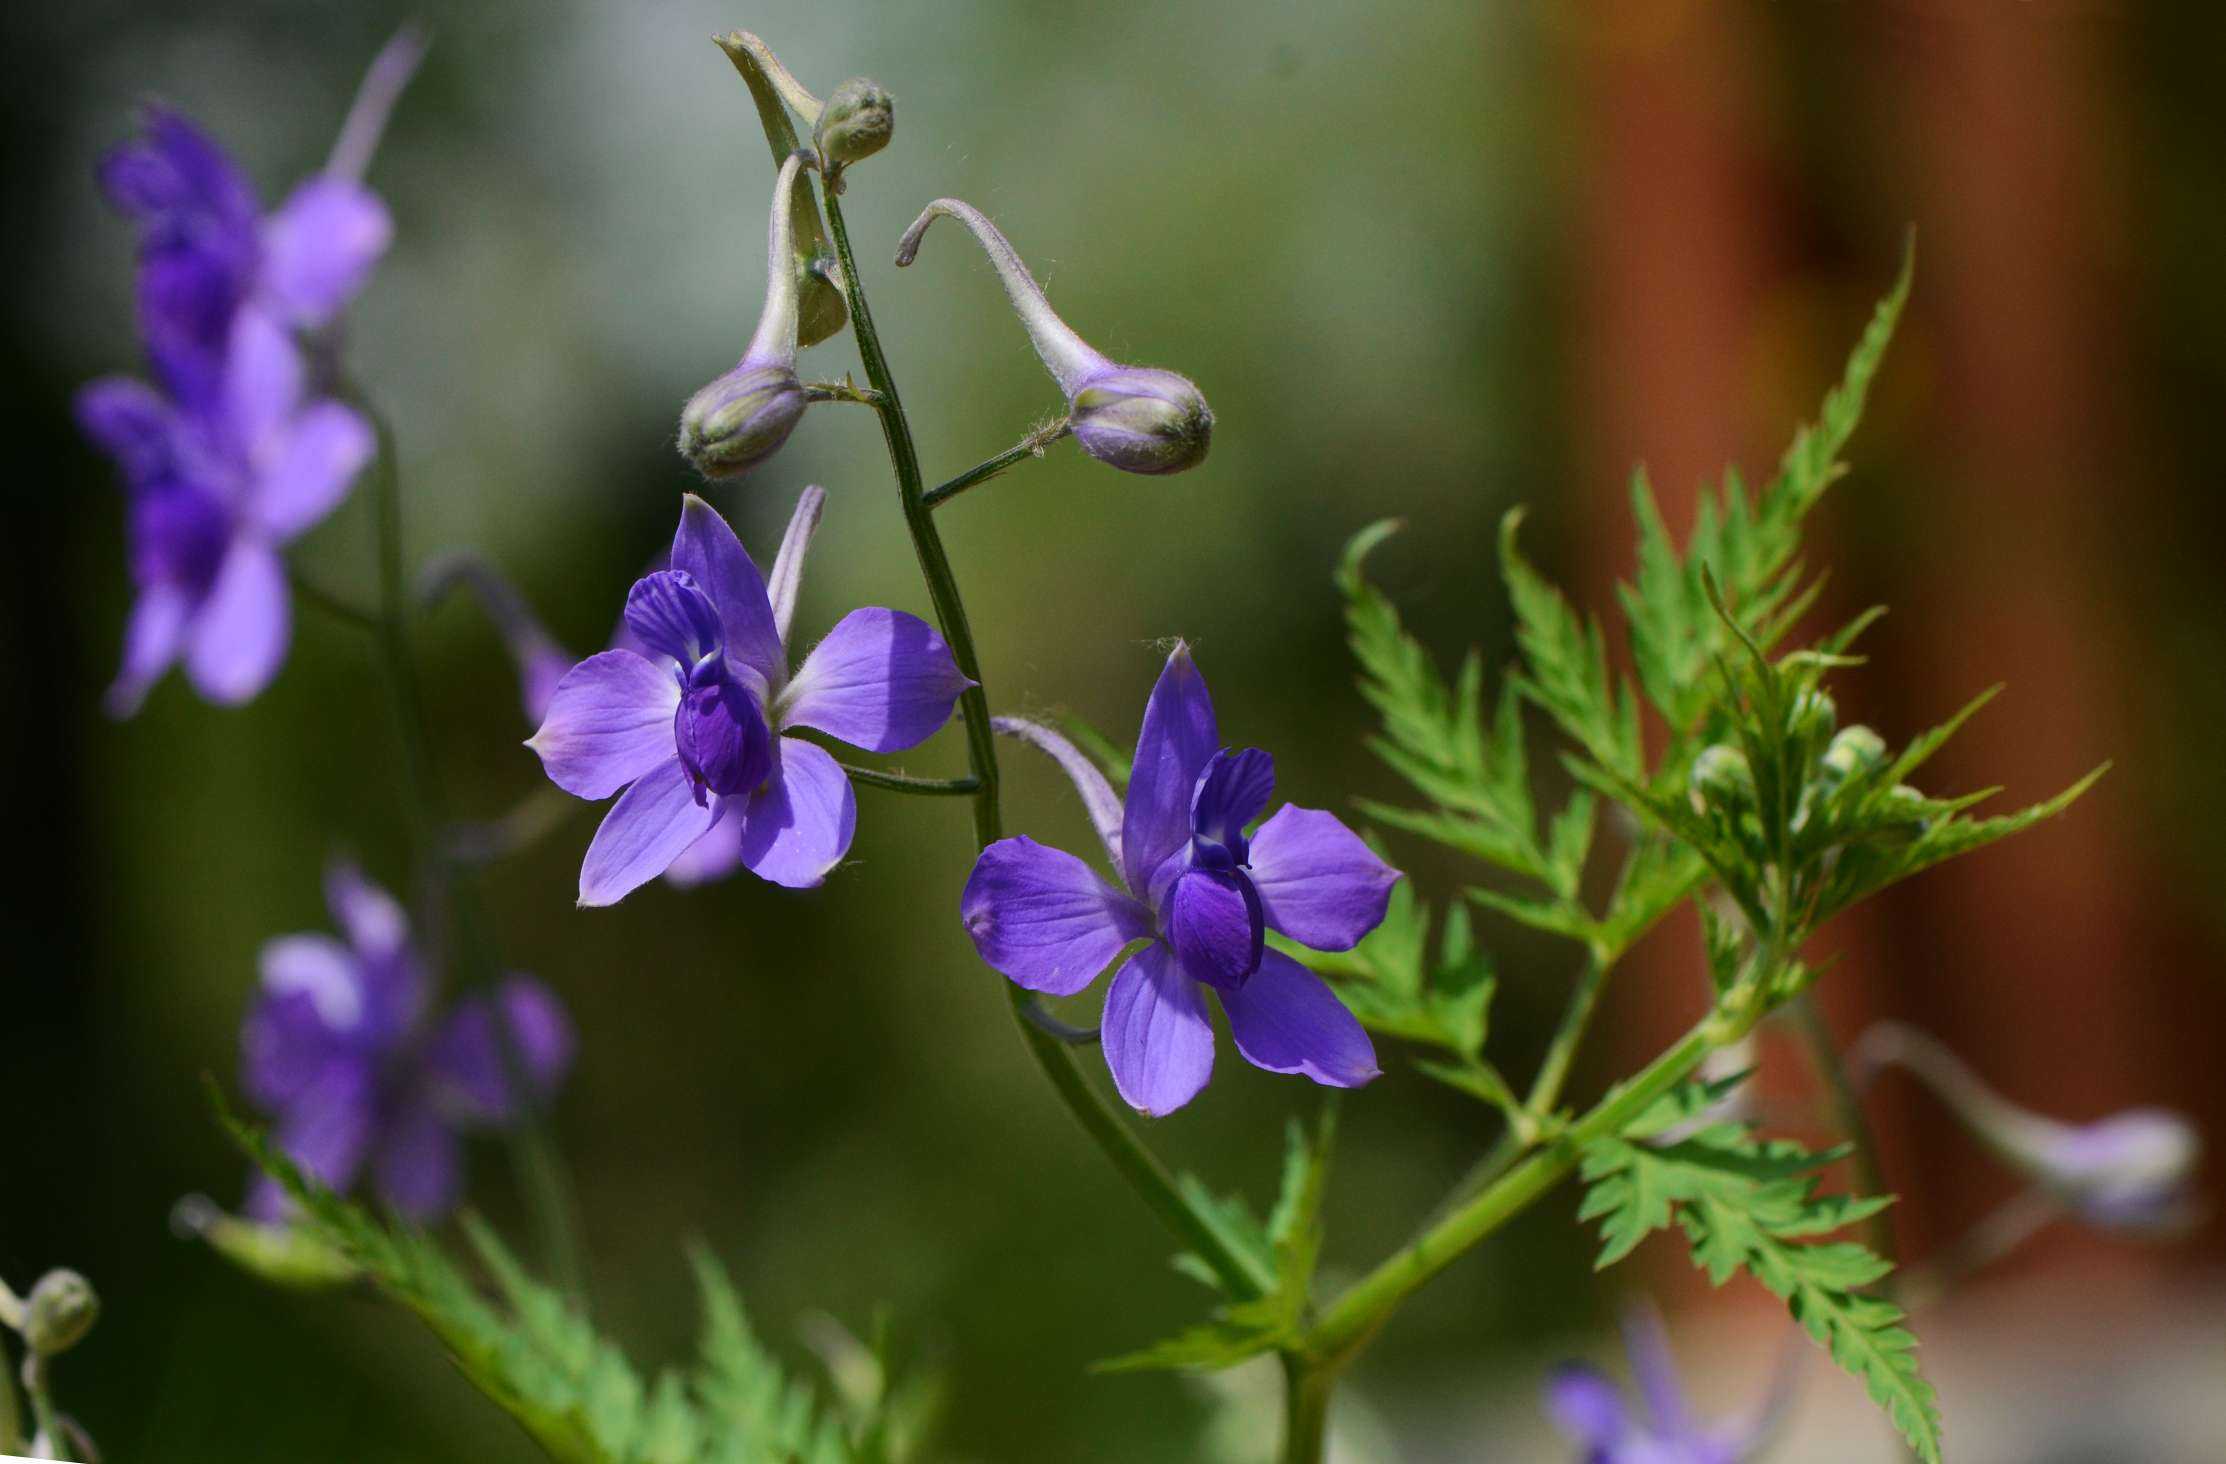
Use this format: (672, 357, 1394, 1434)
(678, 362, 810, 478)
(1688, 744, 1753, 814)
(23, 1270, 97, 1356)
(1820, 725, 1887, 783)
(896, 198, 1214, 476)
(1789, 687, 1837, 745)
(816, 78, 893, 168)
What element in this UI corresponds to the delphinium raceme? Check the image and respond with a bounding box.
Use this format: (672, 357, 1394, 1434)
(961, 645, 1395, 1113)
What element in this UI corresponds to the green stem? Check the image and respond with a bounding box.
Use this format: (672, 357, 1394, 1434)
(1526, 943, 1617, 1119)
(1789, 992, 1900, 1269)
(19, 1357, 62, 1461)
(922, 418, 1072, 509)
(361, 409, 587, 1302)
(838, 765, 981, 796)
(1278, 1352, 1336, 1464)
(817, 184, 1272, 1306)
(1304, 999, 1744, 1367)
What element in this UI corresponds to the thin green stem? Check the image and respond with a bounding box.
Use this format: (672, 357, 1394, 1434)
(1278, 1352, 1336, 1464)
(18, 1357, 61, 1461)
(360, 408, 587, 1302)
(1789, 992, 1897, 1268)
(817, 183, 1271, 1306)
(922, 418, 1072, 510)
(1526, 943, 1617, 1119)
(838, 764, 981, 796)
(291, 567, 381, 631)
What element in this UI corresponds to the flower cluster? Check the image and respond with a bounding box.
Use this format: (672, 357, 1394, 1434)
(77, 33, 422, 714)
(241, 863, 573, 1222)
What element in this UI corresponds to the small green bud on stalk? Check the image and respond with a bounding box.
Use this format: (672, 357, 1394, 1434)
(1689, 744, 1754, 814)
(1789, 687, 1837, 746)
(816, 78, 894, 169)
(678, 152, 815, 479)
(22, 1271, 97, 1357)
(1820, 724, 1888, 783)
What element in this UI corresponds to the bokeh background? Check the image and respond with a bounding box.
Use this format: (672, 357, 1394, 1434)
(6, 1, 2225, 1459)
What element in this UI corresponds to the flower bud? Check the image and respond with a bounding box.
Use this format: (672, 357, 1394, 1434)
(896, 198, 1214, 475)
(677, 361, 809, 478)
(815, 78, 893, 168)
(1789, 687, 1837, 745)
(1820, 724, 1887, 783)
(22, 1270, 97, 1356)
(1688, 744, 1753, 814)
(678, 152, 815, 479)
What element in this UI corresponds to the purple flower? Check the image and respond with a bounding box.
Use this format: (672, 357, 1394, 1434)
(1854, 1021, 2201, 1234)
(895, 199, 1213, 476)
(1545, 1306, 1782, 1464)
(77, 30, 424, 715)
(961, 645, 1394, 1115)
(241, 861, 573, 1223)
(528, 490, 973, 902)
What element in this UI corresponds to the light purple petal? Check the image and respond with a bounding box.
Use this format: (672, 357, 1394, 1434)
(1121, 642, 1219, 897)
(372, 1100, 462, 1222)
(733, 737, 855, 889)
(670, 494, 782, 682)
(662, 811, 746, 887)
(1246, 806, 1401, 952)
(778, 608, 972, 753)
(254, 400, 373, 541)
(107, 584, 189, 718)
(426, 976, 576, 1124)
(77, 376, 177, 480)
(324, 860, 409, 963)
(1101, 943, 1215, 1116)
(960, 837, 1151, 996)
(273, 1058, 376, 1197)
(258, 933, 368, 1036)
(1545, 1364, 1628, 1449)
(1622, 1305, 1698, 1438)
(527, 649, 681, 799)
(242, 936, 362, 1110)
(261, 176, 392, 327)
(183, 537, 289, 705)
(223, 304, 304, 466)
(1163, 868, 1263, 992)
(991, 716, 1125, 874)
(767, 484, 825, 649)
(578, 755, 719, 906)
(1220, 948, 1379, 1088)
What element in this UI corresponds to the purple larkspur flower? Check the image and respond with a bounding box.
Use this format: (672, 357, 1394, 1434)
(1545, 1306, 1785, 1464)
(77, 30, 423, 715)
(961, 645, 1394, 1115)
(241, 861, 573, 1222)
(528, 489, 972, 902)
(895, 199, 1213, 476)
(1854, 1021, 2201, 1234)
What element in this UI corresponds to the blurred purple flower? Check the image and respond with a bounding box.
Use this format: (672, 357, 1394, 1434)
(961, 645, 1394, 1115)
(77, 31, 423, 715)
(528, 489, 972, 902)
(1545, 1306, 1782, 1464)
(241, 862, 573, 1223)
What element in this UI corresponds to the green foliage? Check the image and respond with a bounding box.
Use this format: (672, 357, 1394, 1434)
(218, 1102, 928, 1464)
(1285, 875, 1494, 1062)
(1578, 1079, 1941, 1463)
(1104, 1112, 1337, 1374)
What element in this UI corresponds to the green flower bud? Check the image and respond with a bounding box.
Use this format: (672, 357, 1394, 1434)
(23, 1270, 97, 1356)
(1688, 744, 1754, 814)
(815, 78, 893, 168)
(677, 362, 810, 478)
(1789, 687, 1837, 745)
(1820, 724, 1888, 783)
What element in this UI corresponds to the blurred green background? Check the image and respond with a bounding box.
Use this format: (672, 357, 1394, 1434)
(8, 1, 2226, 1459)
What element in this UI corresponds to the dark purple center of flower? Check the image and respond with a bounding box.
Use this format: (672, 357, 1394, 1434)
(1156, 747, 1278, 990)
(624, 569, 775, 806)
(129, 478, 232, 595)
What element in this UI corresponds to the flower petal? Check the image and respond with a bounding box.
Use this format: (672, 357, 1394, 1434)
(991, 716, 1125, 874)
(1121, 641, 1219, 897)
(1191, 747, 1275, 849)
(106, 584, 189, 718)
(1246, 806, 1400, 952)
(223, 304, 305, 466)
(262, 1057, 376, 1210)
(261, 176, 392, 327)
(961, 837, 1151, 996)
(372, 1100, 463, 1222)
(527, 650, 680, 799)
(767, 484, 825, 649)
(1621, 1305, 1698, 1438)
(254, 399, 373, 541)
(670, 493, 782, 682)
(1101, 943, 1214, 1116)
(76, 376, 177, 481)
(623, 570, 726, 668)
(1163, 868, 1263, 992)
(662, 813, 746, 887)
(258, 933, 367, 1034)
(183, 536, 289, 705)
(778, 608, 972, 753)
(1544, 1364, 1628, 1449)
(733, 737, 856, 889)
(324, 860, 410, 964)
(578, 756, 719, 906)
(1220, 948, 1378, 1088)
(241, 952, 355, 1111)
(426, 976, 576, 1124)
